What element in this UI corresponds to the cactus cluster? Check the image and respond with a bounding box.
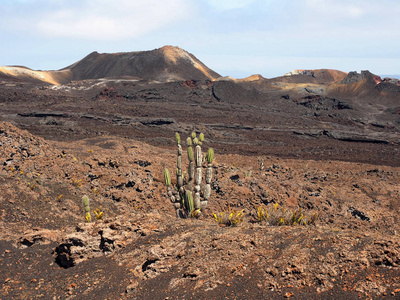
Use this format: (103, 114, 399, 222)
(164, 132, 214, 217)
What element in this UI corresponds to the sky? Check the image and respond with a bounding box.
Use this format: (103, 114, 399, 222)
(1, 0, 400, 78)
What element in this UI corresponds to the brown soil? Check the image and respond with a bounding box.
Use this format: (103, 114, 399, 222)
(1, 119, 400, 299)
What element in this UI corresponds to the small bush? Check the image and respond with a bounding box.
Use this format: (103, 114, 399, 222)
(213, 208, 245, 226)
(257, 203, 317, 226)
(93, 206, 104, 220)
(71, 178, 82, 187)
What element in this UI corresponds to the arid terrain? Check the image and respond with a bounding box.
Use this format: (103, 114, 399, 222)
(1, 46, 400, 299)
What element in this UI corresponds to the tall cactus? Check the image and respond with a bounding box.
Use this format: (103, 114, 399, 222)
(193, 139, 202, 210)
(187, 137, 194, 182)
(164, 131, 214, 217)
(203, 148, 214, 210)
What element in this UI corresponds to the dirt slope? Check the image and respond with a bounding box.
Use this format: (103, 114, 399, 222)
(1, 121, 400, 299)
(0, 66, 72, 85)
(63, 46, 221, 82)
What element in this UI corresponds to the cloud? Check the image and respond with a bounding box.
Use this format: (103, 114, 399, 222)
(305, 0, 366, 18)
(203, 0, 256, 11)
(4, 0, 192, 40)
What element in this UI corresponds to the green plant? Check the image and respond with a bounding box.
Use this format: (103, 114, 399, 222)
(82, 195, 91, 222)
(72, 178, 82, 187)
(164, 132, 214, 217)
(213, 208, 245, 226)
(256, 203, 317, 226)
(93, 206, 103, 220)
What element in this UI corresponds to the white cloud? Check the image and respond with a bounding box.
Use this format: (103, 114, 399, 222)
(6, 0, 192, 40)
(2, 0, 400, 75)
(203, 0, 256, 11)
(305, 0, 366, 18)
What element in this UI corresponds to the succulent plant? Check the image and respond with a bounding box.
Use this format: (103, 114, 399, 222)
(164, 168, 171, 186)
(82, 195, 91, 223)
(213, 209, 244, 226)
(256, 204, 318, 226)
(185, 190, 194, 214)
(164, 131, 215, 217)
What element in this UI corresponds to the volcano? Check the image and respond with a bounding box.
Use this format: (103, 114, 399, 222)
(0, 46, 221, 85)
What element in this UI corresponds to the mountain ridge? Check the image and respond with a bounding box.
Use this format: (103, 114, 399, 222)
(0, 46, 399, 92)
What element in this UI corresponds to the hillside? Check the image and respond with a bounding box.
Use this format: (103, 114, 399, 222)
(282, 69, 348, 84)
(64, 45, 221, 82)
(1, 121, 400, 299)
(0, 46, 221, 85)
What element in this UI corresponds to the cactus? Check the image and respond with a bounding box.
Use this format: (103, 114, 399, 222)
(164, 168, 171, 186)
(185, 190, 194, 214)
(203, 147, 214, 207)
(164, 131, 215, 217)
(187, 144, 194, 181)
(82, 195, 91, 222)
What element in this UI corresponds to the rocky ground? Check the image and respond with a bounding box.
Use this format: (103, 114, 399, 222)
(1, 121, 400, 299)
(1, 76, 400, 167)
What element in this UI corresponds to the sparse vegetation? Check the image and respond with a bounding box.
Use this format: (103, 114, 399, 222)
(256, 203, 317, 226)
(82, 195, 91, 222)
(213, 208, 245, 226)
(90, 187, 101, 196)
(27, 181, 37, 190)
(93, 206, 104, 220)
(71, 178, 82, 187)
(82, 196, 103, 222)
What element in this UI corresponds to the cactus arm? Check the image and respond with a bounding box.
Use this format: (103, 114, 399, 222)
(164, 168, 171, 186)
(185, 190, 194, 215)
(193, 144, 202, 210)
(187, 146, 194, 182)
(177, 144, 184, 189)
(202, 147, 214, 208)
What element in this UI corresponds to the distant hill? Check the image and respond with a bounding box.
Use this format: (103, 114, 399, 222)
(64, 46, 221, 82)
(281, 69, 348, 84)
(328, 70, 400, 96)
(0, 47, 398, 94)
(0, 66, 71, 85)
(0, 46, 221, 85)
(380, 75, 400, 80)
